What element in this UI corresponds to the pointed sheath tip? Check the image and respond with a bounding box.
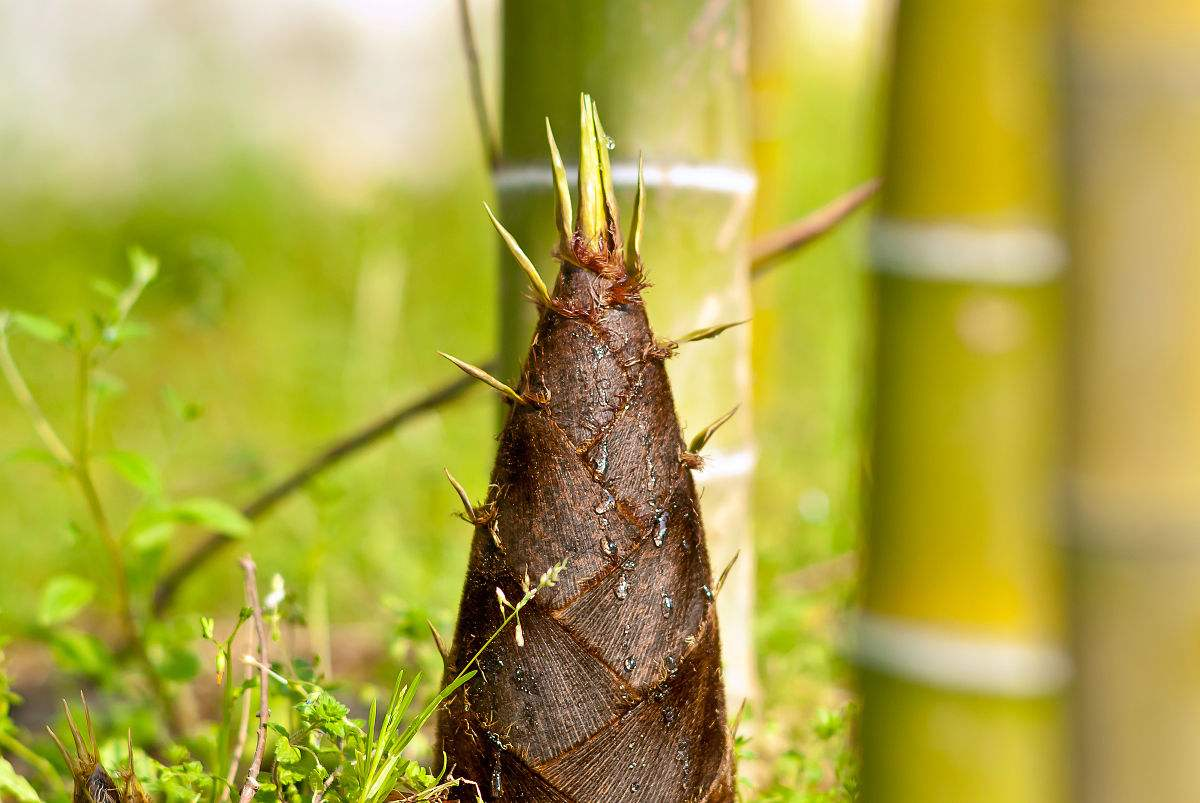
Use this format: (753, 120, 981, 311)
(438, 351, 525, 405)
(545, 118, 573, 249)
(577, 94, 603, 243)
(676, 318, 750, 345)
(482, 202, 552, 306)
(427, 619, 450, 664)
(688, 405, 740, 453)
(443, 467, 475, 521)
(716, 550, 740, 596)
(628, 151, 646, 276)
(62, 698, 86, 757)
(590, 99, 620, 242)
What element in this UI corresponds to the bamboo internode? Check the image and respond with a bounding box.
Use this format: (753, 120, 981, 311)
(1065, 2, 1200, 801)
(861, 0, 1067, 800)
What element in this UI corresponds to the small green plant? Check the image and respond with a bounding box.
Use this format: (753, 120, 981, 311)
(0, 250, 564, 803)
(1, 249, 251, 734)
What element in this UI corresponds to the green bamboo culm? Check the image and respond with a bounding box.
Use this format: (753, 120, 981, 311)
(495, 1, 758, 706)
(860, 1, 1067, 800)
(1064, 3, 1200, 801)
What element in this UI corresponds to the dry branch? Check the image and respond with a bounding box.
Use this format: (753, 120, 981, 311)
(237, 556, 270, 803)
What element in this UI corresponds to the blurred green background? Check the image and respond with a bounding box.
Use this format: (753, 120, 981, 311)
(0, 1, 883, 793)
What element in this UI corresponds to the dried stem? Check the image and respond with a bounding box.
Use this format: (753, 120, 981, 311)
(237, 556, 270, 803)
(219, 661, 255, 803)
(456, 0, 498, 169)
(750, 178, 881, 277)
(150, 369, 483, 615)
(149, 180, 876, 614)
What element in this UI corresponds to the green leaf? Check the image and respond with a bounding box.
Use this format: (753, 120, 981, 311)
(128, 247, 160, 284)
(167, 498, 251, 536)
(91, 278, 122, 301)
(0, 757, 41, 802)
(100, 450, 163, 495)
(274, 740, 301, 766)
(38, 574, 95, 626)
(9, 311, 68, 345)
(154, 644, 201, 682)
(128, 520, 176, 552)
(101, 320, 151, 346)
(163, 386, 204, 422)
(47, 628, 111, 677)
(91, 369, 126, 401)
(1, 447, 66, 469)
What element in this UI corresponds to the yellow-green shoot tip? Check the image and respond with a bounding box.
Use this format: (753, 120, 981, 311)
(545, 118, 573, 251)
(688, 405, 740, 453)
(483, 202, 552, 307)
(577, 94, 605, 245)
(439, 351, 526, 405)
(628, 152, 646, 275)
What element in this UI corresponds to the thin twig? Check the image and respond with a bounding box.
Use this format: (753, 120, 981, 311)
(0, 730, 63, 790)
(150, 180, 877, 615)
(237, 556, 270, 803)
(456, 0, 499, 168)
(750, 178, 881, 276)
(311, 760, 340, 803)
(219, 661, 255, 803)
(151, 370, 483, 615)
(0, 323, 74, 466)
(68, 342, 181, 732)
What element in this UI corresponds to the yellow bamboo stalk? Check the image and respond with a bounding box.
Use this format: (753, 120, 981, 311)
(1064, 2, 1200, 801)
(860, 0, 1067, 800)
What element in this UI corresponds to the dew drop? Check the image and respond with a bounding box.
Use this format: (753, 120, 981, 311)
(594, 491, 616, 514)
(665, 655, 678, 674)
(615, 574, 629, 600)
(661, 593, 674, 618)
(593, 443, 608, 476)
(702, 584, 714, 603)
(624, 655, 637, 673)
(629, 780, 641, 793)
(491, 767, 502, 796)
(663, 707, 677, 727)
(605, 135, 616, 150)
(602, 536, 617, 556)
(622, 557, 637, 570)
(653, 510, 668, 547)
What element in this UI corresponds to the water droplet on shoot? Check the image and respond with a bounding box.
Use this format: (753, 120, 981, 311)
(653, 510, 668, 547)
(661, 593, 674, 618)
(605, 135, 616, 150)
(702, 584, 714, 603)
(615, 574, 629, 600)
(602, 536, 617, 556)
(624, 655, 637, 672)
(594, 490, 615, 515)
